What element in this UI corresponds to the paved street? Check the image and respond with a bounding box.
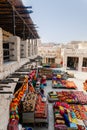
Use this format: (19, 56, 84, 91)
(0, 70, 87, 130)
(33, 70, 87, 130)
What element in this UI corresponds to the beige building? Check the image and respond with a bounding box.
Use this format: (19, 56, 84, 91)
(0, 29, 39, 130)
(0, 28, 39, 79)
(0, 0, 40, 80)
(0, 0, 40, 129)
(63, 41, 87, 72)
(38, 43, 61, 65)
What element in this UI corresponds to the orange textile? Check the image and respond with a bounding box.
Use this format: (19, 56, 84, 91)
(61, 80, 77, 88)
(29, 85, 35, 92)
(83, 80, 87, 91)
(65, 81, 77, 88)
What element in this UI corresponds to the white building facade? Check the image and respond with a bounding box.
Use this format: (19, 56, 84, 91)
(63, 41, 87, 72)
(38, 43, 61, 65)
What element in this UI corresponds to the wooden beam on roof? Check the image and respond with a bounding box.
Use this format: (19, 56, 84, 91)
(7, 0, 36, 38)
(27, 24, 36, 25)
(0, 6, 11, 8)
(0, 15, 30, 19)
(0, 0, 39, 39)
(2, 26, 28, 30)
(0, 8, 12, 11)
(15, 6, 32, 9)
(0, 6, 32, 9)
(0, 13, 28, 17)
(0, 12, 12, 14)
(2, 29, 27, 34)
(0, 2, 8, 4)
(18, 11, 33, 14)
(22, 17, 30, 19)
(0, 21, 24, 24)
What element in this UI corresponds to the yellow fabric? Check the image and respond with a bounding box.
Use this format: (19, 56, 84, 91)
(57, 74, 61, 78)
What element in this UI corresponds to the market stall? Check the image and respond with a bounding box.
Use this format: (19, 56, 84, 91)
(34, 94, 48, 127)
(52, 70, 74, 78)
(53, 102, 87, 130)
(8, 76, 28, 130)
(21, 93, 48, 127)
(48, 91, 87, 104)
(83, 80, 87, 91)
(52, 70, 68, 80)
(52, 76, 77, 89)
(38, 68, 53, 80)
(8, 70, 37, 129)
(22, 92, 37, 124)
(48, 91, 59, 102)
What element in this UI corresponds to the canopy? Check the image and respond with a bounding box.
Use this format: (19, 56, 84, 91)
(0, 0, 39, 40)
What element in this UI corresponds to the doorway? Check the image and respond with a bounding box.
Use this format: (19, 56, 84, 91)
(67, 57, 79, 70)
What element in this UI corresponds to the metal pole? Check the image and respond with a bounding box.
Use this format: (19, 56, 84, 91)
(8, 0, 36, 38)
(12, 7, 16, 35)
(23, 23, 25, 40)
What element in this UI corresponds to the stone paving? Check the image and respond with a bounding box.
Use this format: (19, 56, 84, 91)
(33, 70, 87, 130)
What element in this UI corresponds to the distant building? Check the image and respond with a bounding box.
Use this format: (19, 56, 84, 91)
(63, 41, 87, 72)
(38, 43, 61, 65)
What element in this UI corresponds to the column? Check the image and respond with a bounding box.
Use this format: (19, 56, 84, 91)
(32, 39, 34, 56)
(0, 28, 3, 72)
(8, 36, 20, 62)
(28, 39, 33, 58)
(33, 39, 35, 56)
(21, 39, 28, 58)
(63, 54, 67, 70)
(25, 39, 28, 58)
(42, 57, 45, 63)
(28, 39, 31, 57)
(31, 39, 33, 57)
(35, 39, 38, 56)
(34, 39, 37, 56)
(78, 56, 83, 71)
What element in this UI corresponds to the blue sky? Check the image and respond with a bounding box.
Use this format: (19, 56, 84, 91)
(23, 0, 87, 43)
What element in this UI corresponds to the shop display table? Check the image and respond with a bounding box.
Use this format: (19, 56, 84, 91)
(53, 102, 87, 130)
(22, 93, 37, 124)
(48, 91, 59, 102)
(48, 91, 87, 105)
(38, 68, 52, 80)
(35, 104, 49, 128)
(22, 112, 35, 123)
(52, 80, 77, 89)
(34, 95, 49, 127)
(35, 117, 48, 128)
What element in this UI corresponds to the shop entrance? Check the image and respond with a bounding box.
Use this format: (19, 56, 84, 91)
(82, 58, 87, 67)
(46, 58, 55, 64)
(67, 57, 79, 70)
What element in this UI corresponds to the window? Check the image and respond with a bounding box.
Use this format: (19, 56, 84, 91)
(3, 42, 15, 62)
(82, 58, 87, 67)
(3, 43, 9, 62)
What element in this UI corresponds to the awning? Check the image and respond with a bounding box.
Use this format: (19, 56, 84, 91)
(0, 0, 39, 40)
